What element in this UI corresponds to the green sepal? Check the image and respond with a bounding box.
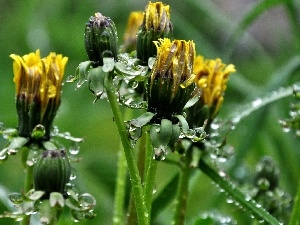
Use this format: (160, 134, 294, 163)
(43, 141, 58, 150)
(71, 61, 93, 88)
(129, 112, 155, 128)
(87, 66, 108, 102)
(102, 57, 115, 72)
(168, 124, 181, 147)
(7, 136, 28, 150)
(159, 119, 173, 146)
(174, 115, 189, 133)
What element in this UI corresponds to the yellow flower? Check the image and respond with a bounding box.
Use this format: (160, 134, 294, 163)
(147, 38, 196, 120)
(122, 11, 143, 53)
(144, 1, 171, 32)
(137, 1, 173, 64)
(10, 50, 68, 139)
(194, 56, 236, 118)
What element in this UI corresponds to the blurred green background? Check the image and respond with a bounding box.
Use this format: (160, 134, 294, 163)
(0, 0, 299, 224)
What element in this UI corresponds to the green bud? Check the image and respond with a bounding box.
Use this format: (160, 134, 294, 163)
(254, 157, 280, 191)
(85, 12, 118, 66)
(34, 150, 71, 199)
(136, 2, 173, 65)
(147, 39, 195, 121)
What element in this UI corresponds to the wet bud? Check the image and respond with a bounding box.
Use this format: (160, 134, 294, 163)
(186, 56, 235, 128)
(85, 12, 118, 66)
(34, 150, 71, 199)
(121, 11, 144, 53)
(10, 50, 68, 140)
(147, 38, 196, 122)
(137, 1, 173, 65)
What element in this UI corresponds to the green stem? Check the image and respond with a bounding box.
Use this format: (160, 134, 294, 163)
(105, 75, 149, 225)
(288, 180, 300, 225)
(21, 148, 34, 225)
(113, 109, 132, 225)
(199, 158, 281, 225)
(127, 127, 147, 224)
(143, 131, 158, 217)
(172, 148, 193, 225)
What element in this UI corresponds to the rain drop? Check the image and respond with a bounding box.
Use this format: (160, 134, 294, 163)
(8, 193, 23, 204)
(70, 168, 77, 180)
(78, 193, 96, 210)
(71, 209, 84, 222)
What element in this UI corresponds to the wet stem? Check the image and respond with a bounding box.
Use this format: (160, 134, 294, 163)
(172, 147, 193, 225)
(105, 73, 149, 225)
(198, 158, 281, 225)
(21, 147, 34, 225)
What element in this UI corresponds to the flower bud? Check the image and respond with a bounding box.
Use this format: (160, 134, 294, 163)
(85, 12, 118, 66)
(147, 38, 196, 121)
(187, 56, 235, 128)
(254, 157, 280, 191)
(34, 150, 71, 199)
(10, 50, 68, 140)
(137, 1, 173, 65)
(121, 11, 144, 53)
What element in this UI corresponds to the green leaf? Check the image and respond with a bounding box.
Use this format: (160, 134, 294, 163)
(151, 173, 180, 220)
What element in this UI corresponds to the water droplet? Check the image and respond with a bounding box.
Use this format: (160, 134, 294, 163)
(126, 123, 142, 141)
(226, 198, 234, 204)
(78, 193, 96, 210)
(69, 143, 80, 155)
(71, 209, 84, 222)
(251, 98, 263, 107)
(70, 168, 77, 180)
(26, 150, 38, 166)
(9, 193, 23, 204)
(7, 149, 17, 155)
(153, 146, 167, 160)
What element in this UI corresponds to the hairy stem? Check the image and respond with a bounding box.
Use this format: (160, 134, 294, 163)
(143, 131, 158, 218)
(113, 109, 132, 225)
(21, 147, 33, 225)
(172, 148, 193, 225)
(105, 74, 149, 225)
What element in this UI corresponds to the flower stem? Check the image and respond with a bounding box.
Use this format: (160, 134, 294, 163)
(198, 158, 281, 225)
(105, 74, 149, 225)
(143, 131, 158, 217)
(288, 180, 300, 225)
(172, 148, 193, 225)
(21, 147, 33, 225)
(113, 149, 127, 225)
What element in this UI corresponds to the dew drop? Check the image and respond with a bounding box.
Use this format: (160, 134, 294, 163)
(78, 193, 96, 210)
(70, 168, 77, 180)
(69, 143, 80, 155)
(71, 209, 84, 222)
(7, 149, 17, 155)
(8, 192, 23, 204)
(251, 98, 263, 107)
